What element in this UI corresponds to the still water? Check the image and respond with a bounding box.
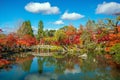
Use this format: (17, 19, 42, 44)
(0, 53, 120, 80)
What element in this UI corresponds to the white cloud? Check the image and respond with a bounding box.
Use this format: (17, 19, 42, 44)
(61, 11, 84, 20)
(25, 73, 58, 80)
(1, 25, 17, 34)
(53, 20, 64, 25)
(96, 2, 120, 15)
(32, 26, 38, 34)
(64, 64, 81, 74)
(25, 2, 60, 14)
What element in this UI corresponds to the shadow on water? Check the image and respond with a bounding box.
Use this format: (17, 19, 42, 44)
(0, 52, 120, 80)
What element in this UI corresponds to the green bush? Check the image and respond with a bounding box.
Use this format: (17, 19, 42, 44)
(50, 46, 63, 52)
(80, 48, 87, 54)
(114, 53, 120, 63)
(110, 43, 120, 54)
(110, 43, 120, 63)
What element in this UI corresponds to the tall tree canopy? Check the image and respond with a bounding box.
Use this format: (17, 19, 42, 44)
(86, 20, 96, 31)
(37, 20, 44, 40)
(17, 21, 34, 37)
(44, 29, 56, 37)
(55, 30, 66, 45)
(105, 16, 120, 33)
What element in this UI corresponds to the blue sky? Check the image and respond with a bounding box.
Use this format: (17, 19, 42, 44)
(0, 0, 120, 33)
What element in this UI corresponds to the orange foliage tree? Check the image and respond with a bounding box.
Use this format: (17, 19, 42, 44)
(105, 26, 120, 52)
(17, 34, 36, 47)
(0, 33, 18, 51)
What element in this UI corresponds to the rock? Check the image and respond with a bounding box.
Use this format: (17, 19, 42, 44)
(79, 53, 87, 59)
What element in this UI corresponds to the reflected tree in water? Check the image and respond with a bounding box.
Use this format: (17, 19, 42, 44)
(54, 58, 66, 74)
(21, 59, 33, 72)
(37, 57, 45, 74)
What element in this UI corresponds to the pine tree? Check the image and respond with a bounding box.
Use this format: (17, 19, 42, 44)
(17, 21, 34, 37)
(37, 20, 44, 40)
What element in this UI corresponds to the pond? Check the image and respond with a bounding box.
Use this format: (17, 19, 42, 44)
(0, 53, 120, 80)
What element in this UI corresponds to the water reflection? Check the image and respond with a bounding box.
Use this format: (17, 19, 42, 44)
(37, 57, 43, 73)
(21, 59, 32, 72)
(0, 52, 120, 80)
(25, 73, 58, 80)
(64, 64, 81, 74)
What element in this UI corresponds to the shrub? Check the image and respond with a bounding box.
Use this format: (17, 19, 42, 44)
(110, 43, 120, 63)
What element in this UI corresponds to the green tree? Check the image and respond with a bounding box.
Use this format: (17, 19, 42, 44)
(110, 43, 120, 63)
(55, 30, 66, 45)
(17, 21, 34, 37)
(37, 20, 44, 40)
(80, 30, 94, 53)
(105, 16, 120, 33)
(44, 29, 56, 37)
(86, 20, 96, 31)
(48, 30, 56, 37)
